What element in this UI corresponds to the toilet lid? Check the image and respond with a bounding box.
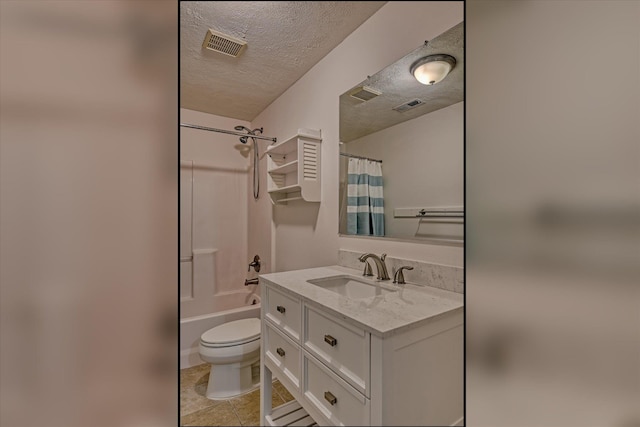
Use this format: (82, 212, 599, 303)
(201, 318, 261, 346)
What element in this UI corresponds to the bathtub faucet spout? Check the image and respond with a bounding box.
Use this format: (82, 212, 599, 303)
(245, 278, 259, 286)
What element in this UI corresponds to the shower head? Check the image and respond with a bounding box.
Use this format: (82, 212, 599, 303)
(235, 125, 263, 135)
(235, 125, 251, 144)
(235, 125, 262, 143)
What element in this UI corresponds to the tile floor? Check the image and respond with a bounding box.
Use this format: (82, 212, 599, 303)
(180, 363, 296, 426)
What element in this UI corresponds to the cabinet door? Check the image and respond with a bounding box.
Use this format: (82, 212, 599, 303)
(265, 285, 302, 342)
(304, 303, 369, 395)
(303, 351, 370, 426)
(264, 322, 301, 390)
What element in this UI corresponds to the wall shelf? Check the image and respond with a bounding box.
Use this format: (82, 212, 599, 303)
(274, 196, 304, 204)
(268, 184, 302, 194)
(267, 128, 322, 205)
(268, 159, 298, 175)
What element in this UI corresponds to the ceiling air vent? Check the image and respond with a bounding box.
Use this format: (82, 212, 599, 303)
(393, 99, 424, 112)
(202, 29, 247, 57)
(349, 86, 381, 102)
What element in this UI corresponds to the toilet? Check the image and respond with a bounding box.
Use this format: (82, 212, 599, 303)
(198, 318, 261, 400)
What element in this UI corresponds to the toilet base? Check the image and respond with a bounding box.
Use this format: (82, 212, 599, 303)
(205, 359, 260, 400)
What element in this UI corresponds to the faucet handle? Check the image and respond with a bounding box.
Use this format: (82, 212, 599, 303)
(393, 266, 414, 284)
(248, 255, 261, 272)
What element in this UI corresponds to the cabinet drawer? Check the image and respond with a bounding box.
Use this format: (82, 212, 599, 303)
(264, 322, 301, 390)
(265, 285, 301, 342)
(303, 304, 369, 395)
(303, 351, 369, 426)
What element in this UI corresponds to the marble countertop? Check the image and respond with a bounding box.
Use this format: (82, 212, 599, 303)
(259, 265, 463, 338)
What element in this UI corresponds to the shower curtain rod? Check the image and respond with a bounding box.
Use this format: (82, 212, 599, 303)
(180, 123, 277, 143)
(340, 152, 382, 163)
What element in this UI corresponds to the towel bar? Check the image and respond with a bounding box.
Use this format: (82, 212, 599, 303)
(393, 207, 464, 219)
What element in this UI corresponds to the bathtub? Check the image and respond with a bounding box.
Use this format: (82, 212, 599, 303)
(180, 290, 261, 369)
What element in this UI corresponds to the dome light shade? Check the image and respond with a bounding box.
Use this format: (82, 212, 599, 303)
(411, 54, 456, 85)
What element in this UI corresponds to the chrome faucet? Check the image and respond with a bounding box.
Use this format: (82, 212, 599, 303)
(358, 253, 390, 280)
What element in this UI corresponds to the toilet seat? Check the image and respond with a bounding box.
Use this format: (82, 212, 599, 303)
(200, 318, 260, 348)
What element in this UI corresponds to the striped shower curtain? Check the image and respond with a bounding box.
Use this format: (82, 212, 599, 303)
(346, 158, 384, 236)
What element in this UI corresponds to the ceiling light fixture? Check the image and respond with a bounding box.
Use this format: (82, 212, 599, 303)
(410, 54, 456, 85)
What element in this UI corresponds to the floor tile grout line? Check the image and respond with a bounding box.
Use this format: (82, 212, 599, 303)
(180, 380, 218, 417)
(179, 363, 218, 418)
(230, 388, 262, 426)
(180, 400, 226, 422)
(272, 381, 284, 403)
(180, 400, 218, 418)
(226, 400, 244, 427)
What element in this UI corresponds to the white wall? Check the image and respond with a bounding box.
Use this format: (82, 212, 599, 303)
(251, 1, 464, 270)
(180, 108, 251, 318)
(344, 101, 464, 240)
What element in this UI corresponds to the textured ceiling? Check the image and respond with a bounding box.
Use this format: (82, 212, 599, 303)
(340, 21, 464, 142)
(180, 1, 387, 121)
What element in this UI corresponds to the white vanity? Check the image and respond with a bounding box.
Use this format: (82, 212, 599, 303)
(259, 265, 463, 426)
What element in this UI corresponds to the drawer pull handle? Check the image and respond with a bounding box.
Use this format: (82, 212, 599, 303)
(276, 347, 285, 357)
(324, 391, 337, 406)
(324, 334, 337, 347)
(276, 305, 286, 314)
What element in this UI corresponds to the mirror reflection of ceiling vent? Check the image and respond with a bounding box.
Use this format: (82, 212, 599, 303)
(202, 29, 247, 57)
(349, 86, 382, 102)
(393, 99, 424, 112)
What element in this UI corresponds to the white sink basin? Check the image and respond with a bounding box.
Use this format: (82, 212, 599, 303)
(307, 275, 397, 300)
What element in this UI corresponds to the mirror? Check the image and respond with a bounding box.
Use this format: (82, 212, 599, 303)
(338, 22, 463, 243)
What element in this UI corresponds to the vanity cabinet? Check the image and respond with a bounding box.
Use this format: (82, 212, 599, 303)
(260, 275, 463, 426)
(266, 128, 322, 205)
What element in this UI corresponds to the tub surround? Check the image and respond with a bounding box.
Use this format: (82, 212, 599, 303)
(339, 249, 464, 294)
(260, 264, 463, 338)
